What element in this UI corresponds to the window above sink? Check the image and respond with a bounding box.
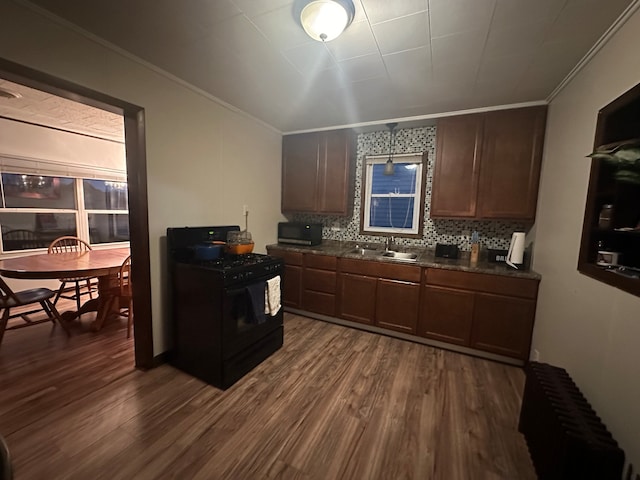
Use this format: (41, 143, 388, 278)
(360, 152, 427, 238)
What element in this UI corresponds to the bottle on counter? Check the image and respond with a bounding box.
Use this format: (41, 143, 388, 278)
(470, 231, 479, 264)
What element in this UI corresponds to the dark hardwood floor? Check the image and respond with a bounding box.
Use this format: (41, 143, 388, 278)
(0, 307, 536, 479)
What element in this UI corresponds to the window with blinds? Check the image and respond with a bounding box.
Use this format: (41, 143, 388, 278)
(362, 153, 425, 236)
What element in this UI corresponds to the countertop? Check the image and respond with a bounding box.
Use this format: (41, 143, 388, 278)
(266, 240, 541, 280)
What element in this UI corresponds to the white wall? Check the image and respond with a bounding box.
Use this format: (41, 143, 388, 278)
(0, 1, 284, 354)
(533, 7, 640, 469)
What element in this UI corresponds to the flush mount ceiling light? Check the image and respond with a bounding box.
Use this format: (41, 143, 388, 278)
(299, 0, 355, 42)
(0, 87, 22, 100)
(384, 122, 398, 176)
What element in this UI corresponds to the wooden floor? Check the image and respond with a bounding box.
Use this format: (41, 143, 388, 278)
(0, 309, 536, 479)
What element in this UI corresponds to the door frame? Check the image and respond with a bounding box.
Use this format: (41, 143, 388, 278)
(0, 57, 154, 368)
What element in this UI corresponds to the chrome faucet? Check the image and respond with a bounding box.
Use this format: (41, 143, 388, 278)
(385, 236, 395, 251)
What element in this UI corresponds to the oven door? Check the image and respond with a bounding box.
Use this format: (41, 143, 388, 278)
(221, 275, 283, 358)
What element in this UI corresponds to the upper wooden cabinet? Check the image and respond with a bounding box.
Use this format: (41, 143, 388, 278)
(282, 129, 355, 215)
(431, 106, 547, 222)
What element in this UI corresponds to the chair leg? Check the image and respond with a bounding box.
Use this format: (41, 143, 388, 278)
(40, 301, 56, 325)
(0, 308, 10, 346)
(127, 299, 134, 338)
(86, 279, 93, 299)
(46, 299, 70, 336)
(53, 281, 67, 306)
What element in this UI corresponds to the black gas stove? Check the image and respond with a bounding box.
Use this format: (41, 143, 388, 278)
(190, 253, 283, 286)
(167, 225, 284, 390)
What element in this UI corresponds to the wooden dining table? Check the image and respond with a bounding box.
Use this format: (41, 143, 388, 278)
(0, 247, 130, 330)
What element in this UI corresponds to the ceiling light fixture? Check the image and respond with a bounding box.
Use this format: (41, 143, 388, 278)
(299, 0, 355, 42)
(384, 122, 398, 176)
(0, 87, 22, 100)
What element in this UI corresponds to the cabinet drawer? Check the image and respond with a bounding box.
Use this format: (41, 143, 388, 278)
(302, 290, 336, 316)
(339, 258, 421, 282)
(268, 248, 303, 266)
(425, 268, 538, 299)
(304, 254, 337, 270)
(304, 268, 336, 294)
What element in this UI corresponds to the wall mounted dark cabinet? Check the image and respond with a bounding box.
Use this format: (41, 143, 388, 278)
(281, 129, 355, 215)
(579, 82, 640, 297)
(431, 106, 547, 222)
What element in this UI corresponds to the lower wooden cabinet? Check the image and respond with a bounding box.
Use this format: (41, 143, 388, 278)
(419, 268, 539, 360)
(376, 279, 420, 334)
(471, 293, 536, 359)
(302, 255, 337, 316)
(337, 272, 377, 325)
(418, 285, 474, 345)
(267, 248, 303, 308)
(269, 247, 539, 362)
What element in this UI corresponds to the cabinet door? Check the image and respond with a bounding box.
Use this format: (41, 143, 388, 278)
(337, 273, 377, 325)
(430, 114, 483, 218)
(282, 132, 319, 213)
(318, 130, 353, 215)
(477, 106, 546, 221)
(471, 293, 536, 359)
(418, 285, 474, 345)
(282, 264, 302, 309)
(375, 279, 420, 334)
(302, 268, 336, 316)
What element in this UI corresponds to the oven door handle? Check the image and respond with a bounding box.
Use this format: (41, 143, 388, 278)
(225, 287, 248, 297)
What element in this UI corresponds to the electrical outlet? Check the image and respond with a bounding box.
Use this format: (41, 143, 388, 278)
(532, 349, 540, 362)
(243, 205, 249, 215)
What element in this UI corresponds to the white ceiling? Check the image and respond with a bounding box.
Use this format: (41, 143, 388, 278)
(3, 0, 637, 134)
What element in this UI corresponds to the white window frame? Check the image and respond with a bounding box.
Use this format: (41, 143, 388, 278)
(0, 172, 129, 255)
(362, 153, 424, 235)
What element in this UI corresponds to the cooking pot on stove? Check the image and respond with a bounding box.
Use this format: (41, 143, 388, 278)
(192, 241, 225, 260)
(226, 230, 254, 255)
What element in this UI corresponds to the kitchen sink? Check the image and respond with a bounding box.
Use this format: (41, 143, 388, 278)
(381, 251, 418, 262)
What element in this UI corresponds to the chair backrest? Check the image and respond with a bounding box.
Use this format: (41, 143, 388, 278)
(0, 277, 19, 306)
(119, 255, 132, 297)
(48, 236, 92, 254)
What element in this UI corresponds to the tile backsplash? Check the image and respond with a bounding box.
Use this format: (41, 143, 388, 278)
(291, 126, 527, 251)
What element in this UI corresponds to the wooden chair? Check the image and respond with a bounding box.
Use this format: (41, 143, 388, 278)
(0, 276, 69, 346)
(97, 255, 133, 337)
(47, 236, 95, 313)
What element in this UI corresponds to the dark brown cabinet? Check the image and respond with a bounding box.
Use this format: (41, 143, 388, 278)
(419, 268, 539, 360)
(419, 285, 474, 345)
(376, 279, 420, 334)
(471, 293, 536, 359)
(302, 254, 337, 316)
(337, 272, 377, 325)
(266, 248, 302, 308)
(338, 258, 421, 332)
(281, 129, 355, 215)
(431, 106, 547, 222)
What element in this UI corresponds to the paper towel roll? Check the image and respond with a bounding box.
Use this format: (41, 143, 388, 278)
(507, 232, 525, 268)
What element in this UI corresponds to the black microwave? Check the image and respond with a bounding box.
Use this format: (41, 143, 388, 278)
(278, 222, 322, 246)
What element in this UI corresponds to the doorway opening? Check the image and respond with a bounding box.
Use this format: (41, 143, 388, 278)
(0, 57, 153, 368)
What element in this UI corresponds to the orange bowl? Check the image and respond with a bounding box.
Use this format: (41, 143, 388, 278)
(226, 242, 254, 255)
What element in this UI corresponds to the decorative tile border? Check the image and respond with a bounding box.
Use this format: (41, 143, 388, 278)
(291, 126, 527, 251)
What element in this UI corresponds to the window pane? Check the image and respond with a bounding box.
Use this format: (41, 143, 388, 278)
(0, 212, 77, 251)
(371, 163, 417, 194)
(369, 197, 415, 229)
(83, 180, 129, 210)
(2, 174, 75, 209)
(88, 213, 129, 243)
